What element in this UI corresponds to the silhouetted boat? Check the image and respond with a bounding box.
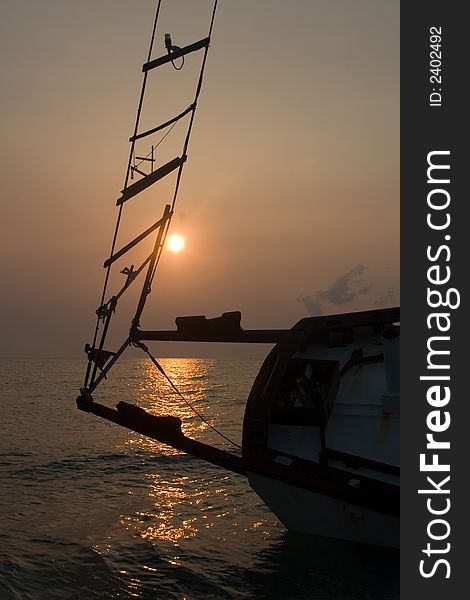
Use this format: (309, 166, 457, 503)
(77, 0, 399, 548)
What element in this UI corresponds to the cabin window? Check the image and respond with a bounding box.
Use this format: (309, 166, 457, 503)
(271, 359, 339, 426)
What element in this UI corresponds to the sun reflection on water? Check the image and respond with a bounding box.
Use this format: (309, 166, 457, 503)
(118, 358, 236, 545)
(123, 470, 242, 545)
(97, 356, 287, 599)
(117, 358, 219, 456)
(99, 355, 276, 600)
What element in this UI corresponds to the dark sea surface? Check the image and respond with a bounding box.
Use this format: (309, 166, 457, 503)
(0, 358, 399, 599)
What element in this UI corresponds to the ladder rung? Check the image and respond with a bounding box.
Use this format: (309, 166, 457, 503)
(103, 206, 173, 268)
(116, 156, 187, 205)
(142, 37, 210, 72)
(130, 104, 195, 142)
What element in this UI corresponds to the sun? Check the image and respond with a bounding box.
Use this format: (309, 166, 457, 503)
(167, 233, 185, 253)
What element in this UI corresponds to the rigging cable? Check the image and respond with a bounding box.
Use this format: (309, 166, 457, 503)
(85, 0, 219, 390)
(140, 0, 219, 302)
(133, 118, 180, 170)
(171, 55, 185, 70)
(129, 0, 219, 328)
(84, 0, 163, 389)
(134, 341, 242, 451)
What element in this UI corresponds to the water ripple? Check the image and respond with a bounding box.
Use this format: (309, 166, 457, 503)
(0, 357, 398, 599)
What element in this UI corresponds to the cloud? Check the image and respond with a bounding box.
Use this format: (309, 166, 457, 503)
(298, 264, 371, 316)
(299, 295, 324, 316)
(317, 264, 369, 305)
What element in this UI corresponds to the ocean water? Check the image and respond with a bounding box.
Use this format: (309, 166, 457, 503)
(0, 357, 399, 599)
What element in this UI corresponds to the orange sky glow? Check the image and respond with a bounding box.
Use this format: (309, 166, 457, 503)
(0, 0, 399, 357)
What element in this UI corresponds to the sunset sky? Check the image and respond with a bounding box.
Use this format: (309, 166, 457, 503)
(0, 0, 399, 358)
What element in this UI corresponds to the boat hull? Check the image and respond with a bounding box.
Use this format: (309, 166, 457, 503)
(248, 471, 399, 548)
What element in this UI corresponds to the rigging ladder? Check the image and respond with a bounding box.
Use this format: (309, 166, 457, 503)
(77, 0, 285, 453)
(82, 0, 219, 398)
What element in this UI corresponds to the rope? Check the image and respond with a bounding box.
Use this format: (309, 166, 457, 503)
(135, 341, 242, 450)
